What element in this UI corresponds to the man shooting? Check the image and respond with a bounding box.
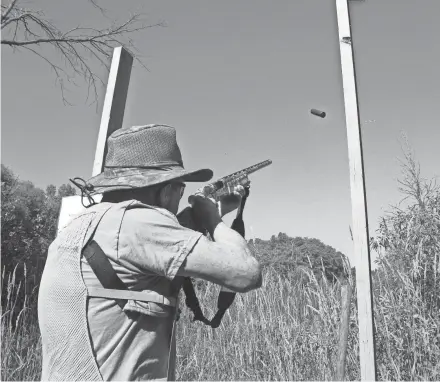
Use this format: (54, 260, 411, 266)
(37, 124, 263, 381)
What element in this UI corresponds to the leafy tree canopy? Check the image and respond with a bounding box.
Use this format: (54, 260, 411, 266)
(1, 164, 76, 310)
(249, 232, 350, 283)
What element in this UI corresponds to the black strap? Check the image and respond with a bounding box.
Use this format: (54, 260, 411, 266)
(183, 187, 249, 328)
(82, 241, 129, 309)
(83, 239, 181, 320)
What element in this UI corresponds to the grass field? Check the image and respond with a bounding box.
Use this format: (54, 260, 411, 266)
(2, 259, 439, 381)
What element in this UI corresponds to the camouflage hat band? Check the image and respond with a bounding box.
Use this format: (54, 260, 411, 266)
(87, 166, 212, 195)
(85, 124, 213, 194)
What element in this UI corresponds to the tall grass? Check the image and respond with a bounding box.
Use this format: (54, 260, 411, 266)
(175, 262, 439, 381)
(176, 265, 361, 381)
(1, 262, 439, 381)
(373, 258, 440, 380)
(1, 265, 42, 381)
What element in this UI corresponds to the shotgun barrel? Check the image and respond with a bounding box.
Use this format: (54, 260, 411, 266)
(188, 159, 272, 204)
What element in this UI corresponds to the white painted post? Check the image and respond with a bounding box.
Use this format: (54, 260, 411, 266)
(92, 47, 133, 177)
(57, 47, 133, 232)
(335, 0, 377, 380)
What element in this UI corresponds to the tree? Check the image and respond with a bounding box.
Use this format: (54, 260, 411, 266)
(1, 165, 76, 318)
(1, 0, 164, 105)
(249, 232, 349, 282)
(57, 183, 77, 198)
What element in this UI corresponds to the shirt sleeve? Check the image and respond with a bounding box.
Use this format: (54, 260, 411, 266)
(117, 205, 204, 281)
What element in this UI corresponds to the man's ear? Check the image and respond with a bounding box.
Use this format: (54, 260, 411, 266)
(158, 183, 172, 205)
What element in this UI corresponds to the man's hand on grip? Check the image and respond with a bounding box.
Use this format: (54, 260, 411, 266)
(217, 185, 246, 217)
(190, 194, 222, 235)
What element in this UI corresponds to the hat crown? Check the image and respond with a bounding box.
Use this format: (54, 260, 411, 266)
(105, 125, 184, 168)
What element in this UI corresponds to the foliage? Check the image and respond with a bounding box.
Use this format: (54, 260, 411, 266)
(249, 233, 350, 283)
(364, 139, 440, 379)
(371, 139, 440, 315)
(1, 164, 76, 323)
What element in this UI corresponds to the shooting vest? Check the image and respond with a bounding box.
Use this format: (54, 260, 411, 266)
(38, 201, 178, 381)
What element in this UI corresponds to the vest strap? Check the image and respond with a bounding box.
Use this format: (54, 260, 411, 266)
(83, 239, 176, 309)
(87, 287, 176, 307)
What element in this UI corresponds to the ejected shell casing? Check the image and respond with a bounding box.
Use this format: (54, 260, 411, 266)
(310, 109, 326, 118)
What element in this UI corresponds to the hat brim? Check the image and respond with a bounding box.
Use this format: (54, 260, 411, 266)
(86, 166, 213, 195)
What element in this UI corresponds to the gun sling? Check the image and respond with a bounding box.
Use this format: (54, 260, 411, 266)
(182, 187, 250, 328)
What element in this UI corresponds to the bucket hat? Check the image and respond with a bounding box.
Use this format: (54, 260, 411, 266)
(85, 124, 213, 195)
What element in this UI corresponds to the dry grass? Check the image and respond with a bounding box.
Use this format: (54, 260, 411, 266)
(175, 262, 439, 381)
(1, 265, 42, 381)
(1, 262, 439, 381)
(176, 266, 360, 381)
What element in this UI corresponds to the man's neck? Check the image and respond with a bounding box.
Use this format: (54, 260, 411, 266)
(101, 193, 164, 208)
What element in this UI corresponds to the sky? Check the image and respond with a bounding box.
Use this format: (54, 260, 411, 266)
(2, 0, 439, 267)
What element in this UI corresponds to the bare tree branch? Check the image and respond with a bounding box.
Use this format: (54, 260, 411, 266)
(1, 0, 19, 23)
(1, 0, 165, 107)
(88, 0, 108, 17)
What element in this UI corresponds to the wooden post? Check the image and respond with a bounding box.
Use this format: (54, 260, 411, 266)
(335, 284, 352, 381)
(57, 47, 133, 231)
(92, 47, 133, 176)
(335, 0, 377, 380)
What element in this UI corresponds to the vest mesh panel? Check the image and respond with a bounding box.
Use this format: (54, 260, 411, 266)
(38, 210, 105, 381)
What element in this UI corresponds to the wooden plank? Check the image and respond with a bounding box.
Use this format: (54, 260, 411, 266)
(335, 0, 377, 380)
(335, 283, 352, 381)
(92, 46, 133, 176)
(57, 195, 84, 231)
(57, 47, 133, 232)
(57, 194, 103, 232)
